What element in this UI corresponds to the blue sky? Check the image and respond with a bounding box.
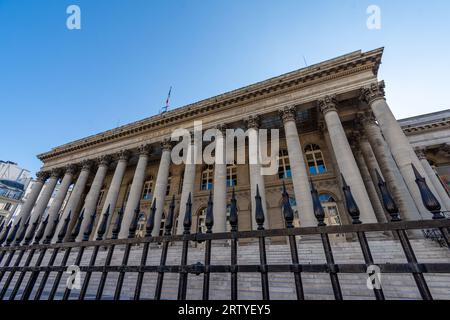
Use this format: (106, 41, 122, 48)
(1, 0, 449, 176)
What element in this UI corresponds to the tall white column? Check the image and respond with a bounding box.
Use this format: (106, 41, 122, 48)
(246, 115, 269, 230)
(280, 106, 315, 227)
(15, 171, 49, 227)
(177, 139, 196, 235)
(358, 112, 421, 220)
(213, 126, 228, 233)
(95, 150, 130, 238)
(318, 95, 377, 223)
(29, 169, 60, 225)
(416, 149, 450, 211)
(43, 165, 76, 241)
(152, 140, 172, 237)
(76, 156, 111, 242)
(54, 161, 92, 242)
(361, 82, 444, 218)
(119, 145, 151, 239)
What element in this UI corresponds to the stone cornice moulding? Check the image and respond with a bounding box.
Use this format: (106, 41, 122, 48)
(37, 48, 384, 162)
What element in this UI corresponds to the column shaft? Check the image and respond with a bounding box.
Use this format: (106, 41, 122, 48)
(177, 142, 196, 235)
(15, 172, 48, 226)
(152, 144, 172, 237)
(213, 129, 228, 233)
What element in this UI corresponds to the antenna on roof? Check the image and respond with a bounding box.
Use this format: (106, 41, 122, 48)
(303, 55, 308, 67)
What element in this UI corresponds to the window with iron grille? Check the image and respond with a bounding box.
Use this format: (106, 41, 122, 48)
(201, 165, 214, 191)
(278, 149, 292, 179)
(305, 144, 327, 175)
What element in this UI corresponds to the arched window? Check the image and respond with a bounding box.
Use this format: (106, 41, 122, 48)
(319, 193, 342, 228)
(227, 163, 237, 187)
(201, 165, 214, 191)
(142, 175, 154, 200)
(304, 144, 327, 175)
(278, 149, 292, 179)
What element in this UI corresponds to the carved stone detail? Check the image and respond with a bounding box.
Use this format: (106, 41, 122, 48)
(245, 115, 261, 130)
(279, 106, 297, 123)
(161, 139, 172, 152)
(415, 148, 427, 160)
(36, 171, 50, 183)
(117, 150, 131, 161)
(65, 164, 78, 176)
(360, 81, 386, 105)
(317, 95, 338, 116)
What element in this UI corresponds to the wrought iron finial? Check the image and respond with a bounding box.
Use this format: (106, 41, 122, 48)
(0, 221, 12, 246)
(412, 163, 443, 219)
(145, 200, 156, 237)
(56, 212, 72, 243)
(205, 191, 214, 233)
(6, 218, 22, 246)
(24, 216, 41, 245)
(33, 214, 49, 244)
(229, 188, 238, 232)
(44, 215, 60, 244)
(164, 195, 176, 236)
(112, 205, 124, 240)
(83, 210, 97, 242)
(15, 216, 31, 245)
(375, 169, 401, 222)
(255, 185, 265, 230)
(0, 220, 5, 235)
(310, 178, 326, 226)
(68, 209, 85, 242)
(128, 201, 141, 239)
(183, 193, 193, 235)
(96, 205, 111, 241)
(341, 174, 361, 224)
(281, 181, 294, 228)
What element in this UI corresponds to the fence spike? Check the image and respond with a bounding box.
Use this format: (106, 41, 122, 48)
(0, 221, 12, 246)
(281, 181, 295, 228)
(164, 195, 176, 236)
(68, 209, 85, 242)
(0, 220, 4, 235)
(310, 178, 326, 226)
(112, 205, 125, 240)
(83, 210, 97, 242)
(145, 200, 157, 237)
(205, 191, 214, 233)
(375, 169, 401, 221)
(15, 215, 31, 245)
(57, 211, 72, 243)
(128, 201, 141, 239)
(341, 174, 361, 224)
(43, 215, 60, 244)
(6, 217, 22, 246)
(33, 214, 49, 244)
(96, 205, 110, 241)
(24, 216, 41, 245)
(412, 163, 443, 219)
(255, 184, 265, 230)
(183, 193, 193, 234)
(229, 188, 238, 232)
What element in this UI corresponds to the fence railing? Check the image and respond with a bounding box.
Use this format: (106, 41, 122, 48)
(0, 164, 449, 301)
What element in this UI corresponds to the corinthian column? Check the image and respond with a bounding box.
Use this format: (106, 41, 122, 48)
(15, 171, 49, 226)
(54, 161, 92, 242)
(152, 140, 172, 237)
(177, 138, 196, 235)
(213, 125, 228, 233)
(29, 169, 60, 224)
(318, 96, 377, 223)
(246, 115, 269, 230)
(43, 165, 77, 241)
(361, 82, 443, 218)
(280, 106, 315, 227)
(119, 145, 151, 239)
(76, 156, 111, 242)
(416, 149, 450, 211)
(95, 150, 130, 239)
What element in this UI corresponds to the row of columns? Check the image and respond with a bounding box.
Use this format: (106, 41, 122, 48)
(13, 81, 449, 244)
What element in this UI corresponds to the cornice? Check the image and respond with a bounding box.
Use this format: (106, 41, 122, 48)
(37, 47, 384, 162)
(402, 119, 450, 135)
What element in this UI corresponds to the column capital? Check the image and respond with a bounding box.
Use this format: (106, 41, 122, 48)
(116, 149, 131, 161)
(80, 160, 93, 172)
(415, 148, 427, 160)
(161, 139, 172, 152)
(36, 171, 50, 183)
(317, 95, 338, 116)
(356, 111, 377, 127)
(65, 164, 78, 176)
(214, 124, 228, 134)
(50, 168, 62, 179)
(138, 144, 153, 156)
(244, 115, 261, 130)
(360, 81, 386, 105)
(97, 155, 112, 167)
(279, 106, 297, 123)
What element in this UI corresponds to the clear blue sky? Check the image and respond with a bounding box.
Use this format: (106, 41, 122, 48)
(1, 0, 449, 176)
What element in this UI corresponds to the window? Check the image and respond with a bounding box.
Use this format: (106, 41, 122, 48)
(142, 176, 154, 200)
(159, 212, 166, 237)
(304, 144, 327, 175)
(166, 172, 172, 196)
(197, 208, 207, 233)
(319, 193, 343, 238)
(278, 149, 292, 179)
(201, 165, 214, 191)
(227, 163, 237, 187)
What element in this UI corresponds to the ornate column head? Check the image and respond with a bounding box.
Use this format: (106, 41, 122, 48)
(244, 115, 261, 130)
(317, 95, 338, 116)
(97, 155, 112, 168)
(116, 149, 131, 161)
(50, 168, 62, 179)
(160, 139, 172, 152)
(215, 124, 228, 134)
(138, 144, 153, 156)
(36, 171, 50, 183)
(441, 143, 450, 157)
(415, 148, 427, 161)
(65, 164, 78, 176)
(356, 111, 376, 128)
(360, 81, 386, 105)
(80, 160, 93, 172)
(279, 106, 297, 124)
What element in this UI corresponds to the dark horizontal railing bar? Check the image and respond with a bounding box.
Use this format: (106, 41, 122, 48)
(2, 263, 450, 275)
(1, 219, 449, 254)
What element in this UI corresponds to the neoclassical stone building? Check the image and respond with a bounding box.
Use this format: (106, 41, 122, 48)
(14, 47, 450, 244)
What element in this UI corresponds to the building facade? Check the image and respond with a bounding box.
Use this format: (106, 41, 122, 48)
(10, 48, 450, 244)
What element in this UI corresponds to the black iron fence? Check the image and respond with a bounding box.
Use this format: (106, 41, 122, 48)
(0, 164, 449, 301)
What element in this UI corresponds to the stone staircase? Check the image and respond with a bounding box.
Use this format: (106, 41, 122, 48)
(2, 235, 450, 300)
